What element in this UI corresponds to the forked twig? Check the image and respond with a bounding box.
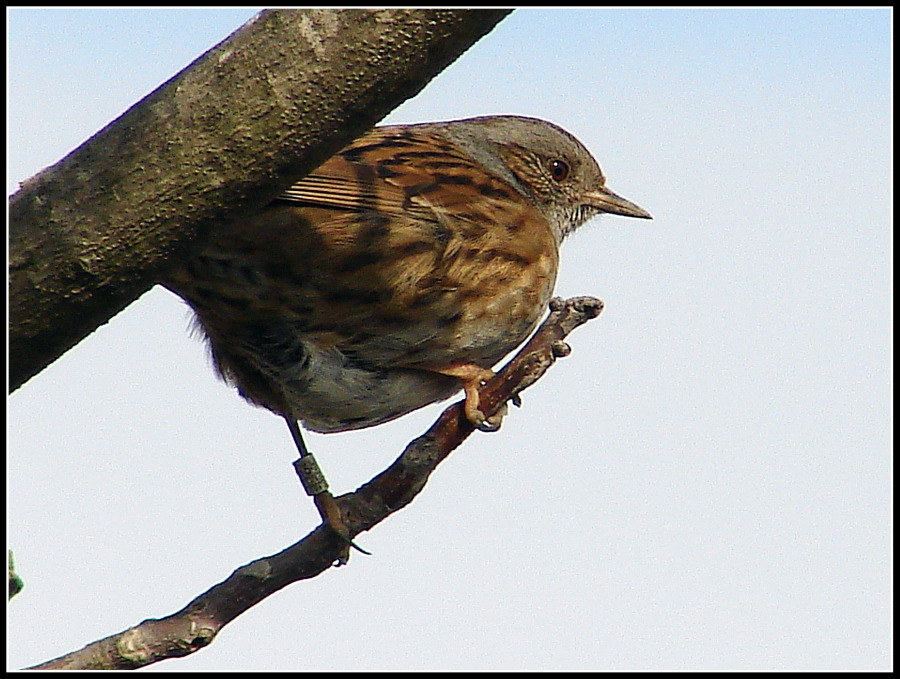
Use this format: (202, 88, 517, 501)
(29, 296, 603, 670)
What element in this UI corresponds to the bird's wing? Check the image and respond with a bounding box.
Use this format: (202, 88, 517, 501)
(274, 126, 525, 227)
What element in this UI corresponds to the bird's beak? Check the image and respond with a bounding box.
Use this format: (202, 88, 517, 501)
(584, 186, 652, 219)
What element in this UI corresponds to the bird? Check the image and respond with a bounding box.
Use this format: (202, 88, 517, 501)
(159, 115, 651, 553)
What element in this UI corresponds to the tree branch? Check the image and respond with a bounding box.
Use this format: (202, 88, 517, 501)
(27, 296, 603, 671)
(8, 8, 512, 393)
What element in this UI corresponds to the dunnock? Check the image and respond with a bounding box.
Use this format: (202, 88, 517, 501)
(160, 115, 651, 549)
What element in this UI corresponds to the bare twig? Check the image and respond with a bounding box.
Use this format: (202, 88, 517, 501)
(27, 296, 603, 670)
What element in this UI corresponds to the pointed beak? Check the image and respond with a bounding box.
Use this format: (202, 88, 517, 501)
(583, 186, 652, 219)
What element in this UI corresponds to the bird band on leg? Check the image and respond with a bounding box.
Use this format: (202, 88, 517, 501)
(293, 454, 330, 497)
(290, 455, 371, 560)
(286, 418, 371, 559)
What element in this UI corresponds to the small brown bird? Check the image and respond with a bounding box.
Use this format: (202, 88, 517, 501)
(160, 115, 651, 549)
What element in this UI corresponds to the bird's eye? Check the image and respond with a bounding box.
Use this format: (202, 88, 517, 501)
(548, 159, 570, 182)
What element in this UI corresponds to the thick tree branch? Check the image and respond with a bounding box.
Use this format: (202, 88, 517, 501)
(8, 8, 512, 393)
(27, 296, 603, 671)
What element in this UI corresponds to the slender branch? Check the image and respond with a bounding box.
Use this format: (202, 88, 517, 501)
(27, 296, 603, 670)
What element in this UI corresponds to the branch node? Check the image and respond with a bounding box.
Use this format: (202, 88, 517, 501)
(551, 339, 572, 358)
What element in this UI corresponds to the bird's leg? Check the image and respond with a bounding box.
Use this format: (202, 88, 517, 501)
(429, 363, 507, 432)
(285, 416, 370, 564)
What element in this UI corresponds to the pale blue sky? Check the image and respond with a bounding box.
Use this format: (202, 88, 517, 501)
(7, 8, 891, 672)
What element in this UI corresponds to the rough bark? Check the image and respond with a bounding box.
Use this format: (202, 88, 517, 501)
(8, 8, 512, 392)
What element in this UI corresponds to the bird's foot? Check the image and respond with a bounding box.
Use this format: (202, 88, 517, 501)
(430, 363, 506, 431)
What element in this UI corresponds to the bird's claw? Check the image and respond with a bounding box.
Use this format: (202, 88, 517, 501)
(470, 402, 508, 432)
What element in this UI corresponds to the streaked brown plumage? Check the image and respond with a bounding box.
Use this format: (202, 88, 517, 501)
(162, 115, 650, 437)
(161, 115, 651, 552)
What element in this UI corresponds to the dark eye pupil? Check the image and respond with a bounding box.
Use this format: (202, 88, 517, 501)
(549, 159, 569, 181)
